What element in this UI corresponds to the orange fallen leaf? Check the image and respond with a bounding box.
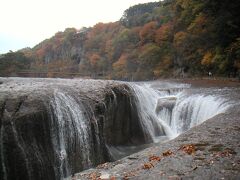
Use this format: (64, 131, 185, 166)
(180, 144, 196, 155)
(162, 150, 173, 157)
(142, 162, 154, 169)
(149, 155, 161, 162)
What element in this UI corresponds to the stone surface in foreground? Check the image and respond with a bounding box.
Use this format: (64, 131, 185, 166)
(74, 91, 240, 180)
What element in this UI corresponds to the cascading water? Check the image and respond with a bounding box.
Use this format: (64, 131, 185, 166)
(171, 93, 231, 136)
(129, 82, 231, 142)
(50, 90, 93, 179)
(0, 78, 236, 180)
(49, 83, 231, 179)
(129, 83, 177, 142)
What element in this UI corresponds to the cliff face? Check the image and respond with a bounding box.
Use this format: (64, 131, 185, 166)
(103, 85, 145, 146)
(33, 28, 87, 65)
(0, 90, 56, 180)
(0, 78, 148, 180)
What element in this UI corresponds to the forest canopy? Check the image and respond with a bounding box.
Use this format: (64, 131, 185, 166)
(1, 0, 240, 79)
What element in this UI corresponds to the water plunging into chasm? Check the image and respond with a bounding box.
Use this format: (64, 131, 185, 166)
(171, 93, 230, 136)
(128, 82, 231, 142)
(128, 83, 177, 142)
(48, 82, 231, 179)
(0, 78, 235, 180)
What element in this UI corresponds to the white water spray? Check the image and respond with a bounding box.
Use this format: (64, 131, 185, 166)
(50, 90, 92, 179)
(171, 93, 231, 136)
(129, 83, 176, 142)
(129, 82, 231, 142)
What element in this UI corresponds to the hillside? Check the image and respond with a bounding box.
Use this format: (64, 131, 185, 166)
(1, 0, 240, 80)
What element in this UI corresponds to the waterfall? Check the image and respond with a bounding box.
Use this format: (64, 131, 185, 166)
(129, 83, 176, 142)
(49, 83, 231, 178)
(50, 90, 92, 179)
(171, 93, 231, 136)
(0, 78, 236, 180)
(129, 83, 231, 142)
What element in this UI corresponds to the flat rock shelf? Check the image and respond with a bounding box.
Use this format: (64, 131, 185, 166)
(75, 106, 240, 179)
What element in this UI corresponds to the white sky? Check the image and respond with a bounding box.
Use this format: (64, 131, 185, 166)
(0, 0, 156, 54)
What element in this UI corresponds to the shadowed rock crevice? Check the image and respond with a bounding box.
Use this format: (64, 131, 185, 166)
(103, 84, 145, 146)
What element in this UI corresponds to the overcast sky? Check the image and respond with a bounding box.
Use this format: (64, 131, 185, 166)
(0, 0, 156, 54)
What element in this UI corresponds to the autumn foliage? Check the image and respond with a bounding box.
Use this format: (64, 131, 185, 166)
(1, 0, 240, 79)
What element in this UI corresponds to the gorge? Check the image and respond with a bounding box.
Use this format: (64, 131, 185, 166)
(0, 78, 239, 180)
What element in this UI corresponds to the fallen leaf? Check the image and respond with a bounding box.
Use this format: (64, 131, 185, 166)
(142, 162, 154, 170)
(162, 150, 173, 157)
(149, 155, 161, 162)
(180, 144, 196, 155)
(124, 171, 136, 178)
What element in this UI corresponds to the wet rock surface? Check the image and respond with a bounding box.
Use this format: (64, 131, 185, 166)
(1, 78, 240, 180)
(0, 77, 134, 180)
(74, 82, 240, 180)
(75, 107, 240, 180)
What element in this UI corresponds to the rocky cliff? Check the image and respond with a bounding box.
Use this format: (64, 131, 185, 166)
(74, 86, 240, 180)
(0, 78, 239, 180)
(0, 78, 150, 180)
